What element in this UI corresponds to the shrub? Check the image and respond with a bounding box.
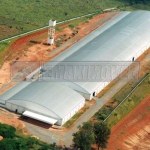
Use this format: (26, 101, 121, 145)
(148, 77, 150, 84)
(0, 123, 16, 138)
(0, 138, 17, 150)
(68, 24, 74, 29)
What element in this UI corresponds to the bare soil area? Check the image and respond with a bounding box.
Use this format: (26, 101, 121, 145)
(0, 109, 28, 135)
(0, 12, 118, 136)
(0, 11, 119, 88)
(106, 95, 150, 150)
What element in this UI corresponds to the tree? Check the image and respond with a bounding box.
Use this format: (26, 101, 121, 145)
(129, 0, 133, 5)
(38, 144, 49, 150)
(0, 123, 16, 138)
(25, 137, 37, 148)
(15, 138, 28, 150)
(0, 138, 17, 150)
(49, 142, 59, 150)
(38, 142, 59, 150)
(73, 122, 95, 150)
(93, 122, 110, 150)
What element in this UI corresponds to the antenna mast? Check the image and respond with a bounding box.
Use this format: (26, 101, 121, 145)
(47, 19, 56, 45)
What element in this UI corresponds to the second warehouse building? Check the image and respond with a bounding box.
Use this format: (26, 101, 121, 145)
(0, 10, 150, 125)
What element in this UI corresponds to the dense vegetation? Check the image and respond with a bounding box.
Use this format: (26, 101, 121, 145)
(0, 0, 150, 39)
(73, 122, 110, 150)
(0, 123, 16, 138)
(0, 123, 60, 150)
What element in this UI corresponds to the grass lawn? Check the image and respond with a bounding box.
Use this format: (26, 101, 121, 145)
(0, 38, 18, 67)
(105, 73, 150, 128)
(0, 14, 98, 67)
(1, 0, 150, 39)
(93, 50, 150, 128)
(121, 2, 150, 11)
(63, 106, 89, 128)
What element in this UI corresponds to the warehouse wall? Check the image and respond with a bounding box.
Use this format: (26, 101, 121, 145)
(89, 44, 150, 100)
(5, 101, 60, 122)
(61, 100, 85, 126)
(6, 102, 25, 114)
(5, 99, 85, 126)
(133, 42, 150, 60)
(0, 99, 6, 105)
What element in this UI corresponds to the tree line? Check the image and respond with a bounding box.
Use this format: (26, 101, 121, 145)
(129, 0, 147, 5)
(0, 122, 110, 150)
(0, 123, 59, 150)
(73, 121, 110, 150)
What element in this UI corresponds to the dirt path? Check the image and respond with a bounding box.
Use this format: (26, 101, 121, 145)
(48, 11, 118, 58)
(0, 107, 28, 135)
(106, 94, 150, 150)
(0, 11, 119, 90)
(0, 11, 119, 145)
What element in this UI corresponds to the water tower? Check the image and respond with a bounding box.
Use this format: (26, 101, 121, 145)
(47, 19, 56, 45)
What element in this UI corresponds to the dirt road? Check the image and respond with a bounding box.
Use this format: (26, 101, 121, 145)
(107, 94, 150, 150)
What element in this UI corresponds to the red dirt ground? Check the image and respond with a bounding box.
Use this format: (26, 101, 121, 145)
(0, 136, 3, 141)
(0, 11, 118, 87)
(106, 94, 150, 150)
(0, 114, 28, 135)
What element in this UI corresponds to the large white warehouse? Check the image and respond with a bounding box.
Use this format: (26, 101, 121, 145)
(41, 10, 150, 100)
(0, 81, 85, 126)
(0, 10, 150, 125)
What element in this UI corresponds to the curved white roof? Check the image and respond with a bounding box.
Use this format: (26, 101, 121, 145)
(41, 10, 150, 94)
(0, 82, 30, 100)
(4, 81, 84, 119)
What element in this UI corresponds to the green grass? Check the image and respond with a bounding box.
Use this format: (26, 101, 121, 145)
(111, 81, 138, 103)
(0, 38, 18, 66)
(1, 0, 150, 39)
(105, 73, 150, 128)
(68, 24, 75, 29)
(0, 0, 125, 26)
(93, 55, 150, 128)
(121, 2, 150, 11)
(63, 106, 89, 128)
(0, 15, 94, 67)
(55, 27, 63, 32)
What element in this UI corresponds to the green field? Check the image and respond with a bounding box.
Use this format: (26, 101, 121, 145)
(0, 0, 150, 39)
(63, 106, 89, 128)
(93, 72, 150, 129)
(93, 53, 150, 128)
(0, 38, 18, 67)
(105, 73, 150, 128)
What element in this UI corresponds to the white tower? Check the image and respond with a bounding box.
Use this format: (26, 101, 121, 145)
(47, 19, 56, 45)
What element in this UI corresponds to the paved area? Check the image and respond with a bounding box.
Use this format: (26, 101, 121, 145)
(0, 11, 150, 149)
(23, 74, 129, 147)
(23, 52, 150, 148)
(1, 52, 149, 149)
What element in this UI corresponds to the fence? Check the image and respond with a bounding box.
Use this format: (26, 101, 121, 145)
(102, 72, 150, 123)
(0, 8, 119, 43)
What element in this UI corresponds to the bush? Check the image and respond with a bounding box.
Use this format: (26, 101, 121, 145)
(0, 123, 16, 138)
(15, 138, 28, 150)
(94, 107, 113, 121)
(0, 138, 17, 150)
(148, 77, 150, 84)
(25, 137, 38, 148)
(85, 15, 93, 20)
(68, 24, 74, 29)
(0, 138, 29, 150)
